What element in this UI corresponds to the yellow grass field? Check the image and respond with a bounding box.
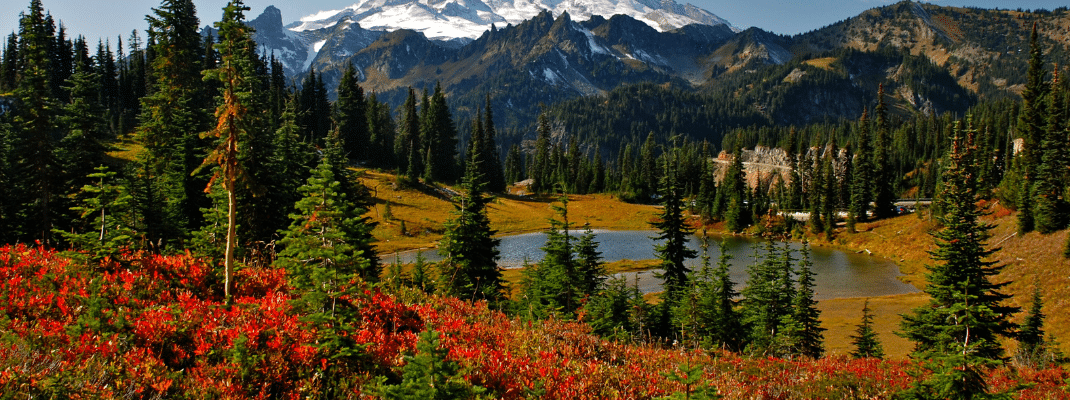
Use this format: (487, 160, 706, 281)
(358, 169, 659, 254)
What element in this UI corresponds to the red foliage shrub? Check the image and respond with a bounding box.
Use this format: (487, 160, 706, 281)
(1, 244, 1066, 399)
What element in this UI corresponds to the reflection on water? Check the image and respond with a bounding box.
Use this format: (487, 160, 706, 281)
(384, 230, 918, 300)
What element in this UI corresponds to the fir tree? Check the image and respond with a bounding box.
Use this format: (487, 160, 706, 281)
(782, 243, 824, 358)
(1015, 283, 1049, 366)
(54, 165, 137, 260)
(651, 152, 698, 307)
(656, 361, 722, 400)
(1033, 72, 1068, 234)
(378, 326, 485, 399)
(11, 0, 61, 242)
(850, 299, 884, 359)
(481, 95, 506, 193)
(530, 112, 552, 193)
(138, 0, 209, 246)
(704, 239, 742, 351)
(335, 62, 368, 162)
(277, 159, 376, 298)
(438, 146, 504, 303)
(421, 82, 458, 183)
(899, 117, 1018, 362)
(723, 148, 748, 232)
(201, 0, 258, 300)
(517, 195, 581, 317)
(574, 223, 605, 298)
(872, 84, 896, 219)
(850, 108, 873, 224)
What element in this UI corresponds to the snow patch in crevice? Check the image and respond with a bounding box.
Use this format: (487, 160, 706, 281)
(313, 39, 328, 52)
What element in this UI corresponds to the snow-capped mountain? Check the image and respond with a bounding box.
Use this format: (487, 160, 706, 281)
(286, 0, 735, 41)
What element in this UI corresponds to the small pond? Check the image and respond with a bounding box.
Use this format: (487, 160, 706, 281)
(383, 230, 918, 300)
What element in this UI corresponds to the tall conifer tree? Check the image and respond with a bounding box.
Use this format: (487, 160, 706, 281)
(438, 144, 504, 303)
(899, 118, 1018, 361)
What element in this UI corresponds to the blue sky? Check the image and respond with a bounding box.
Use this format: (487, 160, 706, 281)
(0, 0, 1066, 48)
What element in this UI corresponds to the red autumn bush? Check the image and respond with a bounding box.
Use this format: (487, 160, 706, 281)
(0, 244, 1066, 399)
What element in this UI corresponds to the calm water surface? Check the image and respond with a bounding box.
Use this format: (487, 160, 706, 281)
(384, 230, 918, 300)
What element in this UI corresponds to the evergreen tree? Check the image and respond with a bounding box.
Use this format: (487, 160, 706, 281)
(850, 299, 885, 359)
(378, 326, 485, 399)
(397, 88, 422, 183)
(421, 82, 458, 183)
(574, 223, 605, 298)
(652, 152, 698, 307)
(530, 112, 552, 193)
(138, 0, 209, 246)
(482, 95, 506, 193)
(873, 84, 896, 219)
(821, 152, 837, 238)
(723, 148, 748, 232)
(57, 54, 108, 223)
(517, 196, 580, 317)
(899, 118, 1018, 362)
(11, 0, 61, 242)
(277, 158, 376, 309)
(503, 143, 523, 187)
(704, 239, 742, 351)
(740, 242, 792, 355)
(200, 0, 260, 300)
(366, 93, 395, 168)
(54, 166, 137, 260)
(656, 361, 722, 400)
(1015, 283, 1049, 366)
(438, 147, 504, 303)
(335, 62, 368, 162)
(850, 108, 873, 224)
(809, 155, 826, 235)
(781, 243, 824, 358)
(1033, 72, 1068, 234)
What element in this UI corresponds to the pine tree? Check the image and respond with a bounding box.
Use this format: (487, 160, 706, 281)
(57, 55, 108, 222)
(574, 223, 605, 298)
(397, 88, 422, 183)
(482, 96, 506, 193)
(723, 148, 748, 232)
(873, 84, 896, 219)
(850, 108, 873, 224)
(656, 361, 722, 400)
(850, 299, 885, 359)
(652, 152, 698, 307)
(704, 239, 742, 351)
(783, 243, 824, 358)
(378, 326, 485, 399)
(138, 0, 209, 246)
(438, 146, 504, 303)
(335, 62, 368, 162)
(899, 117, 1018, 362)
(809, 155, 826, 235)
(201, 0, 259, 300)
(54, 166, 137, 260)
(517, 196, 580, 317)
(1013, 23, 1048, 235)
(421, 82, 458, 183)
(741, 242, 792, 355)
(530, 112, 552, 193)
(1015, 283, 1049, 366)
(1033, 72, 1068, 234)
(11, 0, 61, 242)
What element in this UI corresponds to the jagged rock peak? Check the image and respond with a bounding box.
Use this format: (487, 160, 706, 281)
(285, 0, 737, 41)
